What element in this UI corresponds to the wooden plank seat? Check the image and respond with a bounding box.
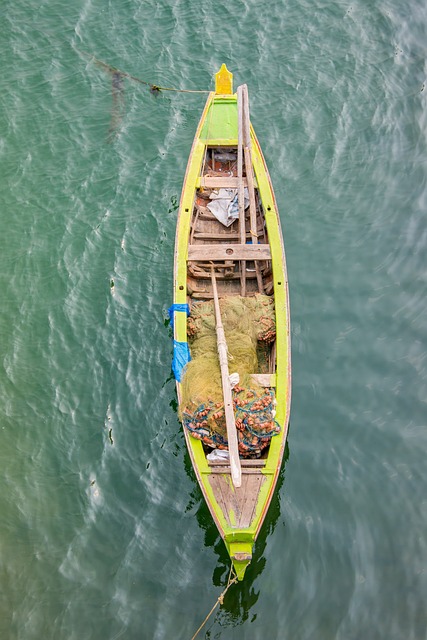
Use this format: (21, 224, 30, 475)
(208, 468, 264, 475)
(188, 243, 271, 262)
(191, 227, 265, 241)
(208, 458, 266, 467)
(197, 177, 254, 189)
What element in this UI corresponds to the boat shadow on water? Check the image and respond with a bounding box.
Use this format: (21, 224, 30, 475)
(183, 438, 290, 628)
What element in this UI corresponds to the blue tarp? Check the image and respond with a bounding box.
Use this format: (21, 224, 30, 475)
(168, 303, 190, 330)
(172, 340, 191, 382)
(168, 304, 191, 381)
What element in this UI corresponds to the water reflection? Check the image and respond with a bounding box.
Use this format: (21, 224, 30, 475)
(183, 439, 289, 628)
(167, 374, 290, 627)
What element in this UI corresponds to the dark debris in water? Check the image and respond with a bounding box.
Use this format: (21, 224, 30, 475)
(168, 195, 178, 214)
(108, 72, 126, 141)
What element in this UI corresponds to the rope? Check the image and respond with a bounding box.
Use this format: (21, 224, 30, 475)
(76, 48, 210, 94)
(190, 565, 238, 640)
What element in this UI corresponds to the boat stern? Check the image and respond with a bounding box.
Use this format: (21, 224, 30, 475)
(226, 540, 253, 581)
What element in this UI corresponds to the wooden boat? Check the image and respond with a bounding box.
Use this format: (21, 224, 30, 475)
(171, 65, 291, 580)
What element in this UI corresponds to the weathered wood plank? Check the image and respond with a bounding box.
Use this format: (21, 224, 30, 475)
(213, 474, 232, 526)
(189, 268, 258, 281)
(208, 468, 265, 475)
(192, 232, 241, 240)
(208, 473, 267, 528)
(237, 86, 246, 297)
(198, 177, 249, 188)
(192, 226, 265, 241)
(239, 475, 263, 527)
(188, 243, 271, 261)
(207, 459, 266, 467)
(211, 268, 241, 488)
(242, 84, 264, 294)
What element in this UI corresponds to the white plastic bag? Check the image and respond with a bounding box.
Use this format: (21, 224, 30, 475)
(207, 188, 249, 227)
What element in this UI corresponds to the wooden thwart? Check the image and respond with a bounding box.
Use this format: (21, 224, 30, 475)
(208, 468, 263, 475)
(188, 243, 271, 261)
(208, 458, 266, 467)
(198, 176, 250, 188)
(192, 228, 265, 240)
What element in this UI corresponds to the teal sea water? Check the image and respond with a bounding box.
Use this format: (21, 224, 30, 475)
(1, 1, 426, 638)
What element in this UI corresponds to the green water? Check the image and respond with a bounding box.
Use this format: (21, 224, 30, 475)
(1, 1, 426, 638)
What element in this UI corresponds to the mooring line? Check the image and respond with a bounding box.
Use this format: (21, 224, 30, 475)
(76, 47, 210, 94)
(190, 565, 238, 640)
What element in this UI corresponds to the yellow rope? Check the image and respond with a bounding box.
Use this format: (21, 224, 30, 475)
(190, 565, 238, 640)
(76, 48, 210, 94)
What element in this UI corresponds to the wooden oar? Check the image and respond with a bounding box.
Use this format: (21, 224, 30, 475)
(237, 85, 246, 297)
(210, 266, 242, 488)
(241, 84, 264, 293)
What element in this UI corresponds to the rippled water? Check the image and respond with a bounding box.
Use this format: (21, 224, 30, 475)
(1, 1, 426, 638)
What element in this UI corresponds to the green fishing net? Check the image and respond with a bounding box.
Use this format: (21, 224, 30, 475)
(180, 294, 280, 458)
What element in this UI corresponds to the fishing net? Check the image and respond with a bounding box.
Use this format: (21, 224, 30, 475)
(186, 295, 276, 343)
(180, 295, 280, 458)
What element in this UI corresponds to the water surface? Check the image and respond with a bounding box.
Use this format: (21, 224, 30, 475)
(1, 1, 426, 638)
